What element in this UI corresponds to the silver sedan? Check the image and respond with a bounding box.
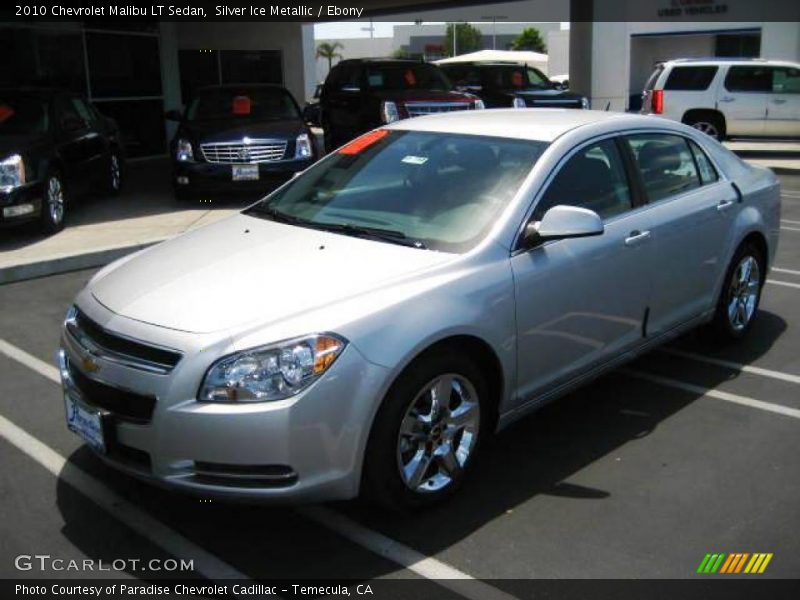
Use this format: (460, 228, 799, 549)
(59, 109, 780, 509)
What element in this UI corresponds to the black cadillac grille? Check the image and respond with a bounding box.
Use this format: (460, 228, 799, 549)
(67, 358, 156, 423)
(75, 309, 182, 371)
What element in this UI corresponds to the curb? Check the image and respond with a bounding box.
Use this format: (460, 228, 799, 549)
(0, 240, 164, 286)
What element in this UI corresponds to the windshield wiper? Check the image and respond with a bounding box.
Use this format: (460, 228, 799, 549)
(246, 204, 313, 226)
(314, 222, 427, 249)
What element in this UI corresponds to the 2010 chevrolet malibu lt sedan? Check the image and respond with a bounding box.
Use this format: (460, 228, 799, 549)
(60, 109, 780, 509)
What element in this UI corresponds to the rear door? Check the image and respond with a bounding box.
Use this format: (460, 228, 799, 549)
(765, 66, 800, 136)
(721, 65, 771, 136)
(623, 132, 737, 334)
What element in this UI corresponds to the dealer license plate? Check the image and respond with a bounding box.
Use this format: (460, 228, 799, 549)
(64, 392, 106, 453)
(232, 164, 259, 181)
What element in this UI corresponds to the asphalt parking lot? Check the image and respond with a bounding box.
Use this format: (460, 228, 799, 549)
(1, 174, 799, 595)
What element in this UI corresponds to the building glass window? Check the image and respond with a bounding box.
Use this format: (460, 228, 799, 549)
(86, 32, 162, 98)
(0, 27, 86, 92)
(179, 49, 220, 102)
(219, 50, 283, 85)
(715, 33, 761, 58)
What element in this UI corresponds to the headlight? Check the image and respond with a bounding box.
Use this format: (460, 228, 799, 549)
(474, 98, 486, 110)
(0, 154, 25, 190)
(581, 97, 590, 109)
(380, 100, 400, 123)
(512, 97, 526, 109)
(198, 334, 347, 403)
(295, 133, 313, 159)
(176, 138, 193, 162)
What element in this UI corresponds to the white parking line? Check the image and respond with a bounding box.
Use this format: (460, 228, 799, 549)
(772, 267, 800, 276)
(0, 413, 251, 582)
(781, 226, 800, 232)
(781, 219, 800, 225)
(620, 369, 800, 420)
(660, 348, 800, 386)
(767, 279, 800, 289)
(0, 338, 517, 600)
(298, 506, 519, 600)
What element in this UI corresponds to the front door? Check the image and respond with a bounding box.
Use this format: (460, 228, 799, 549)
(511, 137, 654, 407)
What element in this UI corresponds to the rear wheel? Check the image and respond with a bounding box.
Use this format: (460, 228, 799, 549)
(40, 173, 66, 234)
(106, 151, 123, 195)
(684, 113, 725, 141)
(363, 350, 488, 510)
(710, 242, 764, 341)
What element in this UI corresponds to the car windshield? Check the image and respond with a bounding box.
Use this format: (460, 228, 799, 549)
(365, 64, 452, 92)
(247, 130, 547, 253)
(0, 94, 49, 135)
(490, 66, 553, 90)
(186, 88, 299, 121)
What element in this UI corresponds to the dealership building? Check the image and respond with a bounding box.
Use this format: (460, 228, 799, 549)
(2, 0, 796, 159)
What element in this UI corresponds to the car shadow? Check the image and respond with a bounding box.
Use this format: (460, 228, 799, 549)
(0, 158, 283, 254)
(53, 310, 788, 581)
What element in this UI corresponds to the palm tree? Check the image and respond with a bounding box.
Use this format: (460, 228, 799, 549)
(316, 42, 344, 71)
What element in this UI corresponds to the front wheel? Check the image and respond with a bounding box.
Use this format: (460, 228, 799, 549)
(40, 173, 66, 234)
(710, 243, 764, 341)
(362, 351, 488, 510)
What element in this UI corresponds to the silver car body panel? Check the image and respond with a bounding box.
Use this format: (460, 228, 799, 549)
(61, 109, 781, 501)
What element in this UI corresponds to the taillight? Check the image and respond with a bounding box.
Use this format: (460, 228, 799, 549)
(652, 89, 664, 114)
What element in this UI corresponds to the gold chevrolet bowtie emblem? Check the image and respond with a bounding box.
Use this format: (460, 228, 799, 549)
(81, 354, 100, 374)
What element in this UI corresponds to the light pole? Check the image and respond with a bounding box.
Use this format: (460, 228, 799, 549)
(481, 15, 508, 50)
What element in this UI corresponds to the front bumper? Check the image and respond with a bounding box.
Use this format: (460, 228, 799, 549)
(172, 158, 314, 196)
(58, 308, 391, 503)
(0, 181, 44, 227)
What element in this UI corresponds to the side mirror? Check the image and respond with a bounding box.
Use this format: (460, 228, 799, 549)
(164, 109, 182, 121)
(302, 104, 321, 127)
(522, 205, 604, 248)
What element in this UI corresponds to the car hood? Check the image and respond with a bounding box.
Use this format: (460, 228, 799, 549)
(89, 214, 454, 334)
(0, 133, 48, 157)
(180, 119, 306, 144)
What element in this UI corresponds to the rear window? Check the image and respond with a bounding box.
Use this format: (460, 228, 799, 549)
(664, 66, 718, 91)
(643, 65, 664, 91)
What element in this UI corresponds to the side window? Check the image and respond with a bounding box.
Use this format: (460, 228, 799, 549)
(664, 66, 718, 91)
(70, 97, 97, 126)
(54, 95, 84, 129)
(688, 140, 719, 185)
(772, 67, 800, 94)
(626, 134, 701, 202)
(342, 65, 363, 89)
(724, 66, 772, 93)
(533, 139, 632, 221)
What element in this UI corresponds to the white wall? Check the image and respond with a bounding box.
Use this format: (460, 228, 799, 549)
(546, 29, 570, 77)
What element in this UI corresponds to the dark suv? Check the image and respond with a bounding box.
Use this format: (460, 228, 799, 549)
(0, 88, 123, 234)
(439, 62, 588, 110)
(319, 58, 484, 151)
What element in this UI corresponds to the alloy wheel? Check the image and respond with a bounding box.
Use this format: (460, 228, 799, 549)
(692, 121, 720, 139)
(47, 176, 64, 225)
(396, 373, 480, 493)
(727, 255, 760, 332)
(110, 154, 121, 191)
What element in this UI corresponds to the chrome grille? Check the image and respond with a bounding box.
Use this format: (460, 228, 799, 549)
(200, 139, 288, 164)
(405, 102, 472, 118)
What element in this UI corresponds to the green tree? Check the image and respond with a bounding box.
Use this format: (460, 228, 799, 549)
(316, 42, 344, 71)
(444, 23, 482, 57)
(511, 27, 547, 53)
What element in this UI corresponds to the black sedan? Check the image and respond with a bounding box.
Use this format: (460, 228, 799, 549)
(440, 62, 589, 109)
(0, 89, 123, 234)
(167, 84, 317, 201)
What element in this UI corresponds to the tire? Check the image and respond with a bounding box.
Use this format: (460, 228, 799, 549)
(362, 349, 489, 511)
(684, 113, 725, 141)
(40, 172, 66, 234)
(105, 151, 123, 195)
(710, 242, 765, 341)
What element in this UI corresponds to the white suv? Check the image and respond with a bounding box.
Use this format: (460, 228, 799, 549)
(641, 58, 800, 140)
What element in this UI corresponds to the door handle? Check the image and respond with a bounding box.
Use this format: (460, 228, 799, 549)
(771, 98, 787, 105)
(717, 198, 736, 212)
(718, 96, 735, 103)
(624, 230, 651, 247)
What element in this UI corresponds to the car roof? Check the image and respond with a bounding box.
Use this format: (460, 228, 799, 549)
(441, 62, 526, 67)
(386, 109, 645, 142)
(663, 58, 800, 68)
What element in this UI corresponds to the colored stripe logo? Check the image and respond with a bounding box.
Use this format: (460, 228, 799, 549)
(697, 553, 773, 574)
